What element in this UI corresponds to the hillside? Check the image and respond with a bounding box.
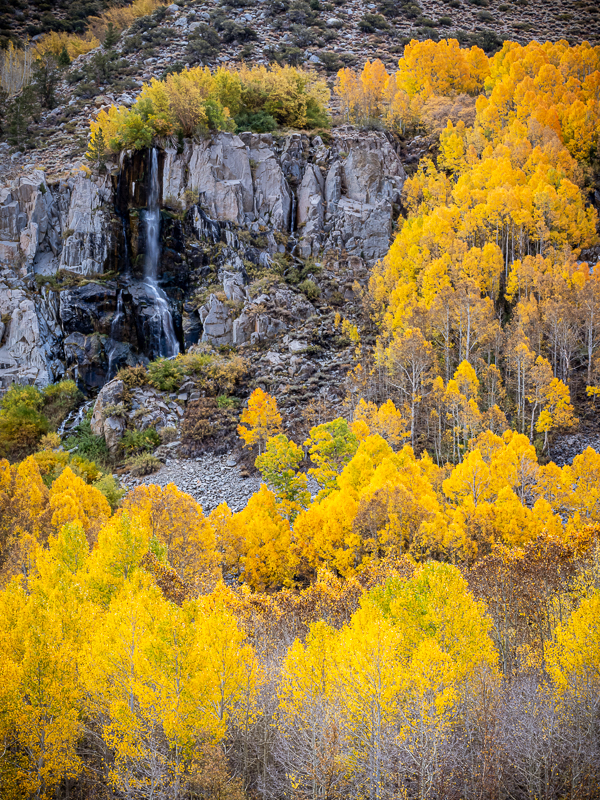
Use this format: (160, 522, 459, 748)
(1, 14, 600, 800)
(1, 0, 598, 180)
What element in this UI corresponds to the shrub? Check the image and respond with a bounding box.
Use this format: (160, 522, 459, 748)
(358, 13, 390, 32)
(159, 426, 178, 444)
(234, 110, 277, 133)
(298, 278, 321, 300)
(89, 63, 330, 155)
(147, 358, 185, 392)
(34, 30, 99, 60)
(1, 384, 44, 413)
(217, 395, 241, 409)
(125, 453, 161, 476)
(267, 45, 305, 67)
(319, 52, 343, 73)
(186, 24, 221, 62)
(42, 380, 82, 429)
(93, 473, 125, 510)
(121, 427, 161, 455)
(116, 364, 148, 388)
(181, 398, 217, 444)
(63, 419, 110, 465)
(0, 404, 49, 462)
(70, 454, 102, 483)
(288, 0, 317, 24)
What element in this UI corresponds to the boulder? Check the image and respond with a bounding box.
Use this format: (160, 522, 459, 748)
(201, 295, 233, 344)
(232, 309, 255, 345)
(91, 379, 126, 453)
(223, 270, 246, 302)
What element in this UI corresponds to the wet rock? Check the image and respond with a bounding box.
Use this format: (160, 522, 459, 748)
(64, 331, 109, 392)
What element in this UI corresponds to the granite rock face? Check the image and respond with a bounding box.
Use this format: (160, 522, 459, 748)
(157, 127, 405, 267)
(0, 170, 113, 276)
(0, 128, 405, 390)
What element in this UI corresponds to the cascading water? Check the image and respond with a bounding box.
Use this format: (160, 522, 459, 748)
(144, 147, 179, 358)
(58, 399, 95, 439)
(107, 289, 125, 378)
(287, 179, 299, 256)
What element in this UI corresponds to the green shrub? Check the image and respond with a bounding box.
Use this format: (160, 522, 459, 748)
(319, 52, 343, 73)
(63, 419, 110, 465)
(147, 358, 185, 392)
(116, 364, 149, 388)
(358, 12, 390, 31)
(234, 111, 277, 133)
(298, 278, 321, 301)
(1, 384, 44, 413)
(42, 380, 82, 429)
(125, 453, 161, 476)
(121, 427, 161, 455)
(70, 454, 102, 483)
(0, 404, 49, 462)
(93, 473, 125, 511)
(216, 395, 241, 409)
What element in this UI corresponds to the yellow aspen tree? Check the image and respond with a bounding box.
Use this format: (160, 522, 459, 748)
(122, 483, 218, 586)
(0, 531, 91, 800)
(86, 511, 152, 603)
(238, 388, 282, 454)
(443, 448, 492, 507)
(49, 467, 111, 544)
(334, 67, 362, 122)
(278, 621, 346, 799)
(83, 575, 256, 796)
(231, 485, 296, 591)
(536, 377, 577, 453)
(353, 399, 408, 448)
(360, 59, 389, 120)
(305, 418, 359, 497)
(546, 589, 600, 744)
(255, 433, 310, 520)
(332, 600, 402, 800)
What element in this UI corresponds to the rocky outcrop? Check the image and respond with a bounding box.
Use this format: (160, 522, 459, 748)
(59, 173, 113, 275)
(0, 275, 63, 389)
(200, 295, 233, 345)
(90, 378, 126, 454)
(90, 377, 182, 454)
(157, 127, 405, 265)
(0, 126, 405, 393)
(0, 169, 113, 277)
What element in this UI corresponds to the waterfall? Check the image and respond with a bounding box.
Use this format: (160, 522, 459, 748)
(107, 289, 125, 378)
(144, 147, 179, 358)
(287, 178, 299, 256)
(58, 399, 94, 438)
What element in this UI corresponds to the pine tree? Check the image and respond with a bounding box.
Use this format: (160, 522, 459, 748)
(5, 85, 39, 149)
(33, 54, 60, 110)
(102, 22, 120, 51)
(57, 45, 71, 68)
(86, 127, 107, 172)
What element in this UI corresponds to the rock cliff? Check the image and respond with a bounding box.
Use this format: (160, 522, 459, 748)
(0, 126, 405, 394)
